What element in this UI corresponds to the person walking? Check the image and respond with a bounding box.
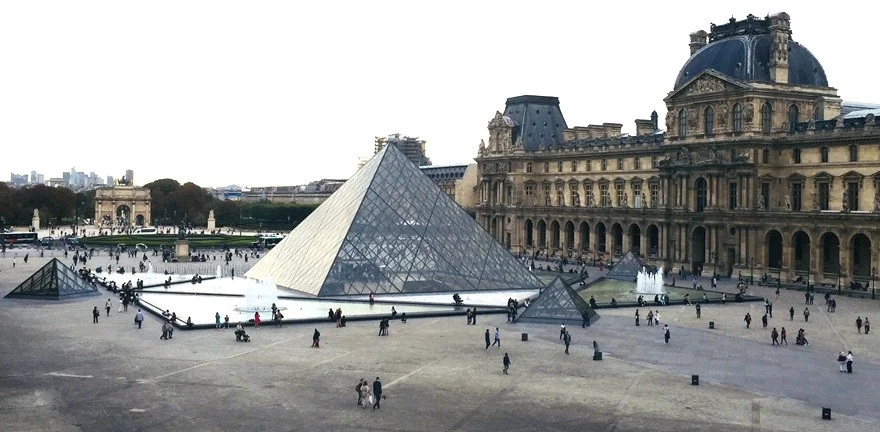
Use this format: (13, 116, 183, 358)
(485, 329, 491, 350)
(803, 308, 810, 322)
(372, 377, 383, 410)
(695, 303, 701, 318)
(864, 317, 870, 334)
(744, 313, 752, 329)
(563, 330, 571, 355)
(846, 351, 854, 373)
(117, 298, 123, 313)
(215, 312, 221, 329)
(856, 317, 863, 334)
(635, 310, 640, 326)
(471, 307, 477, 325)
(253, 311, 261, 328)
(360, 378, 372, 409)
(502, 353, 511, 375)
(560, 323, 566, 340)
(92, 306, 100, 323)
(161, 321, 170, 340)
(762, 313, 768, 328)
(654, 310, 660, 326)
(771, 327, 779, 345)
(356, 379, 364, 406)
(775, 287, 780, 299)
(312, 329, 320, 348)
(663, 324, 670, 344)
(134, 309, 144, 329)
(105, 299, 112, 316)
(837, 351, 847, 372)
(780, 327, 788, 345)
(789, 306, 795, 321)
(492, 328, 501, 348)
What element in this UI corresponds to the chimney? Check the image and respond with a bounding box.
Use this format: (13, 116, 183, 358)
(602, 123, 623, 138)
(635, 119, 655, 136)
(689, 30, 708, 55)
(768, 12, 791, 84)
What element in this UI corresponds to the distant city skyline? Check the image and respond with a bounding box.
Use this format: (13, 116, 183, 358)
(3, 2, 879, 187)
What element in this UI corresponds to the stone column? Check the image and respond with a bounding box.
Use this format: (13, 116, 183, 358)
(640, 227, 649, 259)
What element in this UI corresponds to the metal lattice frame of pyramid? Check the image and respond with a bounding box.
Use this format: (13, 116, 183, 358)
(606, 251, 646, 282)
(5, 258, 100, 300)
(246, 143, 546, 296)
(517, 277, 599, 325)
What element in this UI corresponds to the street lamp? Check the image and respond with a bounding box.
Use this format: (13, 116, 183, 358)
(749, 257, 755, 285)
(0, 216, 6, 254)
(872, 267, 876, 299)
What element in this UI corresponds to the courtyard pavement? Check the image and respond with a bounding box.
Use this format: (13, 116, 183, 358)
(0, 249, 878, 432)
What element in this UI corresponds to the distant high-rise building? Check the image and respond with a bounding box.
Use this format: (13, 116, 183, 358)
(125, 169, 134, 186)
(374, 133, 431, 166)
(107, 176, 114, 186)
(30, 170, 38, 183)
(10, 173, 28, 186)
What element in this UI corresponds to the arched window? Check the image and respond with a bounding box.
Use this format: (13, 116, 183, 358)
(761, 102, 773, 133)
(732, 103, 742, 132)
(695, 177, 707, 212)
(704, 106, 714, 135)
(678, 109, 687, 137)
(788, 104, 799, 131)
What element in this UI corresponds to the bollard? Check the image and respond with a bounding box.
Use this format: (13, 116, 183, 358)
(822, 408, 831, 420)
(709, 321, 715, 329)
(691, 375, 699, 385)
(521, 333, 528, 342)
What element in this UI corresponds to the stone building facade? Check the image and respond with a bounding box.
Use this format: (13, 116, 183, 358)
(475, 12, 880, 289)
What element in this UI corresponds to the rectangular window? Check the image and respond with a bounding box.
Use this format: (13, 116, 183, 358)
(557, 188, 565, 206)
(544, 185, 552, 206)
(847, 182, 859, 211)
(543, 162, 549, 173)
(586, 187, 594, 207)
(818, 182, 829, 210)
(849, 145, 859, 162)
(526, 162, 532, 173)
(651, 156, 658, 168)
(524, 185, 534, 196)
(600, 184, 610, 207)
(586, 159, 592, 171)
(820, 147, 829, 163)
(616, 186, 625, 207)
(634, 157, 641, 170)
(791, 182, 802, 211)
(557, 161, 563, 173)
(761, 183, 770, 209)
(617, 158, 624, 170)
(650, 183, 659, 208)
(793, 148, 801, 164)
(601, 159, 607, 171)
(762, 149, 770, 164)
(633, 185, 642, 208)
(729, 182, 738, 209)
(571, 160, 577, 172)
(571, 191, 580, 207)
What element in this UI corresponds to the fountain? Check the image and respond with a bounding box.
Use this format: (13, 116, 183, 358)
(636, 266, 665, 294)
(146, 261, 154, 274)
(235, 277, 282, 312)
(216, 265, 222, 279)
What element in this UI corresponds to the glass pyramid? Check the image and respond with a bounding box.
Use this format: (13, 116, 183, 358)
(606, 251, 645, 282)
(246, 144, 546, 296)
(5, 258, 100, 300)
(517, 277, 599, 325)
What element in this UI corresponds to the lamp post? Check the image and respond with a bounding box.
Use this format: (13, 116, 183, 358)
(749, 257, 755, 285)
(872, 267, 876, 299)
(0, 216, 6, 254)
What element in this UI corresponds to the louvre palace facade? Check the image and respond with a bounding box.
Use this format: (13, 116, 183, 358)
(474, 12, 880, 289)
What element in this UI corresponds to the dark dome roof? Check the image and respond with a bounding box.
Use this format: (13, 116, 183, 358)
(674, 34, 828, 89)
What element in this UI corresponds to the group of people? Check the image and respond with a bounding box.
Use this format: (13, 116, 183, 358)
(355, 377, 384, 410)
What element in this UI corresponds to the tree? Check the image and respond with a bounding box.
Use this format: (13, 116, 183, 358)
(143, 178, 181, 224)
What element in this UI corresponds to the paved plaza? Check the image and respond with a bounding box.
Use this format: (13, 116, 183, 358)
(0, 250, 878, 431)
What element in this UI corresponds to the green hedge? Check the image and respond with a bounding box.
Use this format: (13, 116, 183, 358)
(78, 234, 258, 248)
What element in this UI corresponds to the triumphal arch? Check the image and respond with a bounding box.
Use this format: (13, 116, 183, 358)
(94, 180, 152, 229)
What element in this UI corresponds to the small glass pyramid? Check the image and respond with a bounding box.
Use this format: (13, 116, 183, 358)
(606, 251, 646, 282)
(5, 258, 100, 300)
(246, 143, 545, 296)
(517, 277, 599, 324)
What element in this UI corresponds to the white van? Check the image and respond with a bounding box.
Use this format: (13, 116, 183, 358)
(133, 227, 158, 235)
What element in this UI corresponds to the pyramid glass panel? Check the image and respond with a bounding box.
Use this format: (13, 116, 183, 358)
(247, 144, 545, 296)
(517, 277, 599, 324)
(606, 251, 646, 282)
(5, 258, 99, 300)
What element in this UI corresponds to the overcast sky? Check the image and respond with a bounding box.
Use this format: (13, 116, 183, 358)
(2, 1, 878, 188)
